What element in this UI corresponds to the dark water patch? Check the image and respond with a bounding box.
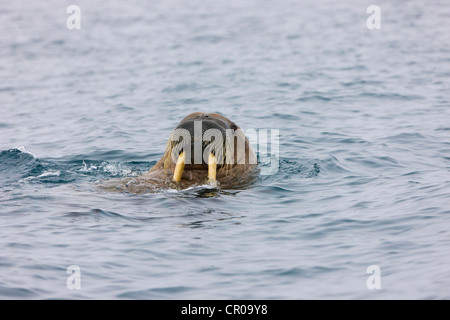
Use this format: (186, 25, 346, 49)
(7, 242, 34, 249)
(340, 79, 383, 87)
(62, 209, 132, 221)
(274, 266, 345, 278)
(351, 201, 374, 209)
(118, 286, 194, 299)
(256, 185, 296, 195)
(256, 158, 320, 189)
(0, 148, 38, 186)
(279, 158, 320, 179)
(381, 132, 429, 142)
(177, 97, 210, 105)
(276, 82, 301, 90)
(115, 104, 135, 112)
(190, 35, 227, 43)
(343, 176, 376, 186)
(0, 148, 36, 166)
(162, 83, 199, 93)
(339, 65, 367, 71)
(344, 156, 400, 169)
(319, 132, 370, 145)
(338, 137, 370, 144)
(272, 113, 300, 120)
(378, 240, 424, 252)
(49, 39, 65, 46)
(177, 60, 203, 67)
(178, 214, 242, 229)
(307, 163, 320, 178)
(296, 95, 331, 102)
(0, 286, 37, 298)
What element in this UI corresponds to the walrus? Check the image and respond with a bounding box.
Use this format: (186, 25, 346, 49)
(99, 112, 259, 193)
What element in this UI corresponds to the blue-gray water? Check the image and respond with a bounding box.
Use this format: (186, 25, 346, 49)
(1, 0, 449, 299)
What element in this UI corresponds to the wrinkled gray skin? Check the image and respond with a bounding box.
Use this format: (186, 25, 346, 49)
(99, 112, 259, 193)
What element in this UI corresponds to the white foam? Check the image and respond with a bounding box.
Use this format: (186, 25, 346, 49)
(80, 161, 139, 176)
(37, 170, 61, 178)
(79, 161, 98, 172)
(102, 162, 138, 177)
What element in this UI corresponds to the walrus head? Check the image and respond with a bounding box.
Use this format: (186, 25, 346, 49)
(151, 112, 258, 187)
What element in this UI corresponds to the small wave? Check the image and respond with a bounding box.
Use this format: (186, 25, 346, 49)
(344, 156, 400, 169)
(0, 148, 38, 179)
(357, 92, 425, 101)
(318, 132, 371, 145)
(296, 95, 331, 102)
(317, 155, 350, 175)
(272, 113, 300, 120)
(162, 83, 198, 93)
(340, 79, 383, 87)
(0, 286, 38, 298)
(16, 146, 36, 158)
(62, 208, 131, 221)
(0, 147, 36, 159)
(380, 132, 429, 143)
(190, 34, 226, 43)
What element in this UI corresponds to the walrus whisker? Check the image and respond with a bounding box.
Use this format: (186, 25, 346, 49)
(172, 151, 186, 182)
(162, 142, 174, 174)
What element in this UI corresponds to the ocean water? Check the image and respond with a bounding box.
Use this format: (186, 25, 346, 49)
(1, 0, 449, 299)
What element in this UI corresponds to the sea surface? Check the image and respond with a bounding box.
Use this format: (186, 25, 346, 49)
(1, 0, 449, 299)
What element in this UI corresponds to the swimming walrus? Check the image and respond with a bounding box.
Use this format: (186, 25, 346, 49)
(100, 112, 259, 193)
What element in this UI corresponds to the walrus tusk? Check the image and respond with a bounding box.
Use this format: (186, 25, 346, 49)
(173, 151, 186, 182)
(208, 152, 217, 183)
